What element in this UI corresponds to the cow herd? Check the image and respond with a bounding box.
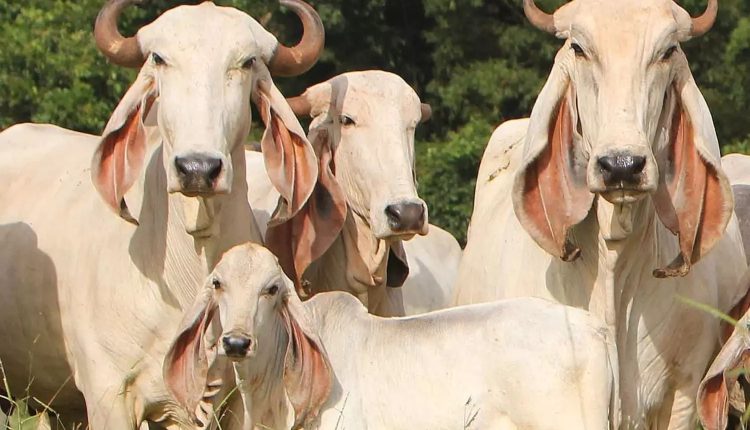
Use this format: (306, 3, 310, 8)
(1, 0, 750, 429)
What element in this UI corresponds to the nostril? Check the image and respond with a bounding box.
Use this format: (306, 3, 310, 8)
(385, 205, 403, 224)
(174, 157, 189, 177)
(206, 158, 222, 182)
(222, 335, 251, 355)
(631, 156, 646, 174)
(597, 156, 616, 173)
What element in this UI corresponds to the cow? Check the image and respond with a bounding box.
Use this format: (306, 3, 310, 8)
(452, 0, 748, 427)
(0, 0, 323, 428)
(164, 242, 619, 430)
(245, 70, 447, 317)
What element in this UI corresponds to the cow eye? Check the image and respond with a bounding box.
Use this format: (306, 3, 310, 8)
(570, 43, 585, 58)
(152, 53, 166, 66)
(242, 57, 256, 70)
(340, 115, 356, 126)
(211, 278, 222, 290)
(662, 46, 678, 61)
(265, 284, 279, 296)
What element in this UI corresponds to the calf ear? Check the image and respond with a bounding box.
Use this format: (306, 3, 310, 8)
(386, 241, 409, 288)
(266, 128, 348, 294)
(652, 76, 733, 278)
(281, 287, 332, 429)
(512, 72, 593, 262)
(253, 75, 318, 226)
(91, 72, 157, 224)
(163, 289, 220, 427)
(697, 326, 750, 430)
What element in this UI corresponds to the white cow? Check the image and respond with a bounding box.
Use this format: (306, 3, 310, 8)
(0, 0, 323, 428)
(164, 242, 619, 430)
(245, 71, 459, 317)
(453, 0, 748, 427)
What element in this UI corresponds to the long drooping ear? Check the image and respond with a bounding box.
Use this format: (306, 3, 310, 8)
(163, 289, 220, 427)
(91, 71, 157, 224)
(697, 324, 750, 430)
(280, 285, 332, 429)
(652, 70, 734, 278)
(512, 61, 593, 261)
(386, 241, 409, 288)
(253, 74, 318, 226)
(266, 128, 347, 294)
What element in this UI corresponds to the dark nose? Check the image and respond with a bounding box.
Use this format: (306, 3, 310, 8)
(222, 335, 252, 357)
(385, 202, 426, 232)
(174, 155, 223, 194)
(597, 154, 646, 185)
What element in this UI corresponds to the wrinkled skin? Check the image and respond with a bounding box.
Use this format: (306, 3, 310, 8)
(177, 243, 616, 430)
(0, 3, 314, 428)
(248, 71, 434, 317)
(455, 1, 747, 428)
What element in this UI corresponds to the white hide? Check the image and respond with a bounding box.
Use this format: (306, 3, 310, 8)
(247, 71, 456, 316)
(187, 243, 617, 430)
(454, 1, 748, 428)
(0, 3, 315, 428)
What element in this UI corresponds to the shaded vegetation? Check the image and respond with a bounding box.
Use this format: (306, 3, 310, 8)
(2, 0, 750, 244)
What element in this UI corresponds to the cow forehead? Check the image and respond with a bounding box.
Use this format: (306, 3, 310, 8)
(332, 72, 421, 119)
(138, 3, 271, 58)
(215, 243, 282, 287)
(566, 0, 679, 41)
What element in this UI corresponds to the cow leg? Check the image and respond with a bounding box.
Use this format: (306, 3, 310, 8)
(74, 366, 140, 430)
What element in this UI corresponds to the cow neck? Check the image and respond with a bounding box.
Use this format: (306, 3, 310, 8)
(307, 208, 390, 297)
(131, 141, 257, 309)
(572, 196, 658, 328)
(231, 314, 290, 429)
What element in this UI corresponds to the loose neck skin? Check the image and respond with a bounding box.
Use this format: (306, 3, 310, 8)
(232, 312, 291, 429)
(571, 196, 658, 327)
(130, 139, 259, 308)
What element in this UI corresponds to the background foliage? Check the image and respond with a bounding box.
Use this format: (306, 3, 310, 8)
(1, 0, 750, 244)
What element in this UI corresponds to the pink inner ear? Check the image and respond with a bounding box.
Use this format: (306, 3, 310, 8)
(93, 95, 154, 221)
(281, 305, 332, 429)
(698, 374, 730, 430)
(653, 100, 732, 277)
(266, 130, 347, 295)
(517, 95, 593, 261)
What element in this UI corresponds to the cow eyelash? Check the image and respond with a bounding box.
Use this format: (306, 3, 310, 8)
(339, 115, 356, 126)
(241, 57, 256, 70)
(570, 43, 586, 58)
(152, 53, 166, 66)
(662, 46, 678, 61)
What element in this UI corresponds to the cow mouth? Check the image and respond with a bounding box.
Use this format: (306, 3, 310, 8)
(599, 187, 649, 204)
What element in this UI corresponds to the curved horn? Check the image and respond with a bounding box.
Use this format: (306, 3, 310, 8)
(523, 0, 556, 34)
(286, 95, 312, 117)
(420, 104, 432, 123)
(268, 0, 325, 77)
(94, 0, 146, 68)
(690, 0, 718, 37)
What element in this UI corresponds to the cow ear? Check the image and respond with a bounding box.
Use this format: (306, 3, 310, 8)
(266, 128, 348, 295)
(281, 285, 332, 429)
(697, 325, 750, 430)
(253, 75, 318, 227)
(386, 241, 409, 288)
(652, 77, 734, 278)
(163, 289, 220, 428)
(91, 72, 157, 225)
(512, 71, 593, 262)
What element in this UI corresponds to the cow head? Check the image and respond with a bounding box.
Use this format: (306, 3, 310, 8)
(265, 71, 431, 289)
(91, 0, 322, 228)
(513, 0, 732, 276)
(163, 243, 332, 429)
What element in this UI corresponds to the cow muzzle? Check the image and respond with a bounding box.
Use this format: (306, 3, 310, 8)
(382, 199, 428, 238)
(220, 331, 257, 360)
(588, 149, 657, 204)
(170, 152, 230, 196)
